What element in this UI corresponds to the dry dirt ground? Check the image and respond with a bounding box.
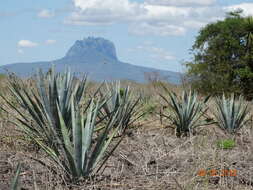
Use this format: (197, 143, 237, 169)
(1, 114, 253, 190)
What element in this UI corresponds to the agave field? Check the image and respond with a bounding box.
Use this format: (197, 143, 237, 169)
(1, 67, 253, 190)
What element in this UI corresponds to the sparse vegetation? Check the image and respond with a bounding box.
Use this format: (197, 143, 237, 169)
(217, 139, 236, 149)
(1, 71, 253, 189)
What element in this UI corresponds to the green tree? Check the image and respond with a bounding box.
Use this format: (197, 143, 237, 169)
(186, 10, 253, 99)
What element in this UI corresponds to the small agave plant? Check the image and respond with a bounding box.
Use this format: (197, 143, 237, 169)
(98, 81, 142, 134)
(212, 94, 250, 134)
(159, 86, 210, 137)
(1, 67, 124, 181)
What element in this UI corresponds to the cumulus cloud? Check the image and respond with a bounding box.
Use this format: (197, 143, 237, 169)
(66, 0, 143, 25)
(45, 39, 56, 45)
(38, 9, 54, 18)
(66, 0, 253, 36)
(18, 40, 38, 48)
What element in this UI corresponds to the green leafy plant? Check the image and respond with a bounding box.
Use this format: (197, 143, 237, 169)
(160, 87, 210, 137)
(217, 139, 236, 149)
(213, 94, 250, 134)
(98, 81, 142, 134)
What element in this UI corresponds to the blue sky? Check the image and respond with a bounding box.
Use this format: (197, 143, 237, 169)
(1, 0, 253, 72)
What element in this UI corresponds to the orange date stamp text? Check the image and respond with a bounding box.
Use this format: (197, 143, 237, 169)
(197, 169, 237, 177)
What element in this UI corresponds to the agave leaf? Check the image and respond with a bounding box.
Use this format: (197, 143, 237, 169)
(37, 69, 51, 117)
(76, 77, 87, 103)
(87, 108, 119, 172)
(56, 101, 78, 177)
(11, 163, 22, 190)
(82, 99, 99, 174)
(71, 97, 83, 177)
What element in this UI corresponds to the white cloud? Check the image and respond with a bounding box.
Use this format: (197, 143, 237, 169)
(17, 40, 38, 48)
(38, 9, 54, 18)
(225, 3, 253, 16)
(183, 20, 207, 29)
(146, 0, 216, 6)
(17, 49, 24, 54)
(73, 0, 140, 14)
(130, 22, 186, 36)
(66, 0, 142, 25)
(66, 0, 253, 36)
(131, 45, 175, 61)
(45, 39, 56, 45)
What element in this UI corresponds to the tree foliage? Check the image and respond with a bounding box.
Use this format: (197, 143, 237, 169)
(186, 10, 253, 99)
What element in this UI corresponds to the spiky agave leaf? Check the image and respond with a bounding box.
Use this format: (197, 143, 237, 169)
(11, 162, 22, 190)
(213, 94, 250, 134)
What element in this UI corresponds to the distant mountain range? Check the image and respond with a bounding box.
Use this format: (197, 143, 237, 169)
(1, 37, 182, 83)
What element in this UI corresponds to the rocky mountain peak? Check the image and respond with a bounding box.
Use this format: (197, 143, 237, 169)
(65, 37, 118, 61)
